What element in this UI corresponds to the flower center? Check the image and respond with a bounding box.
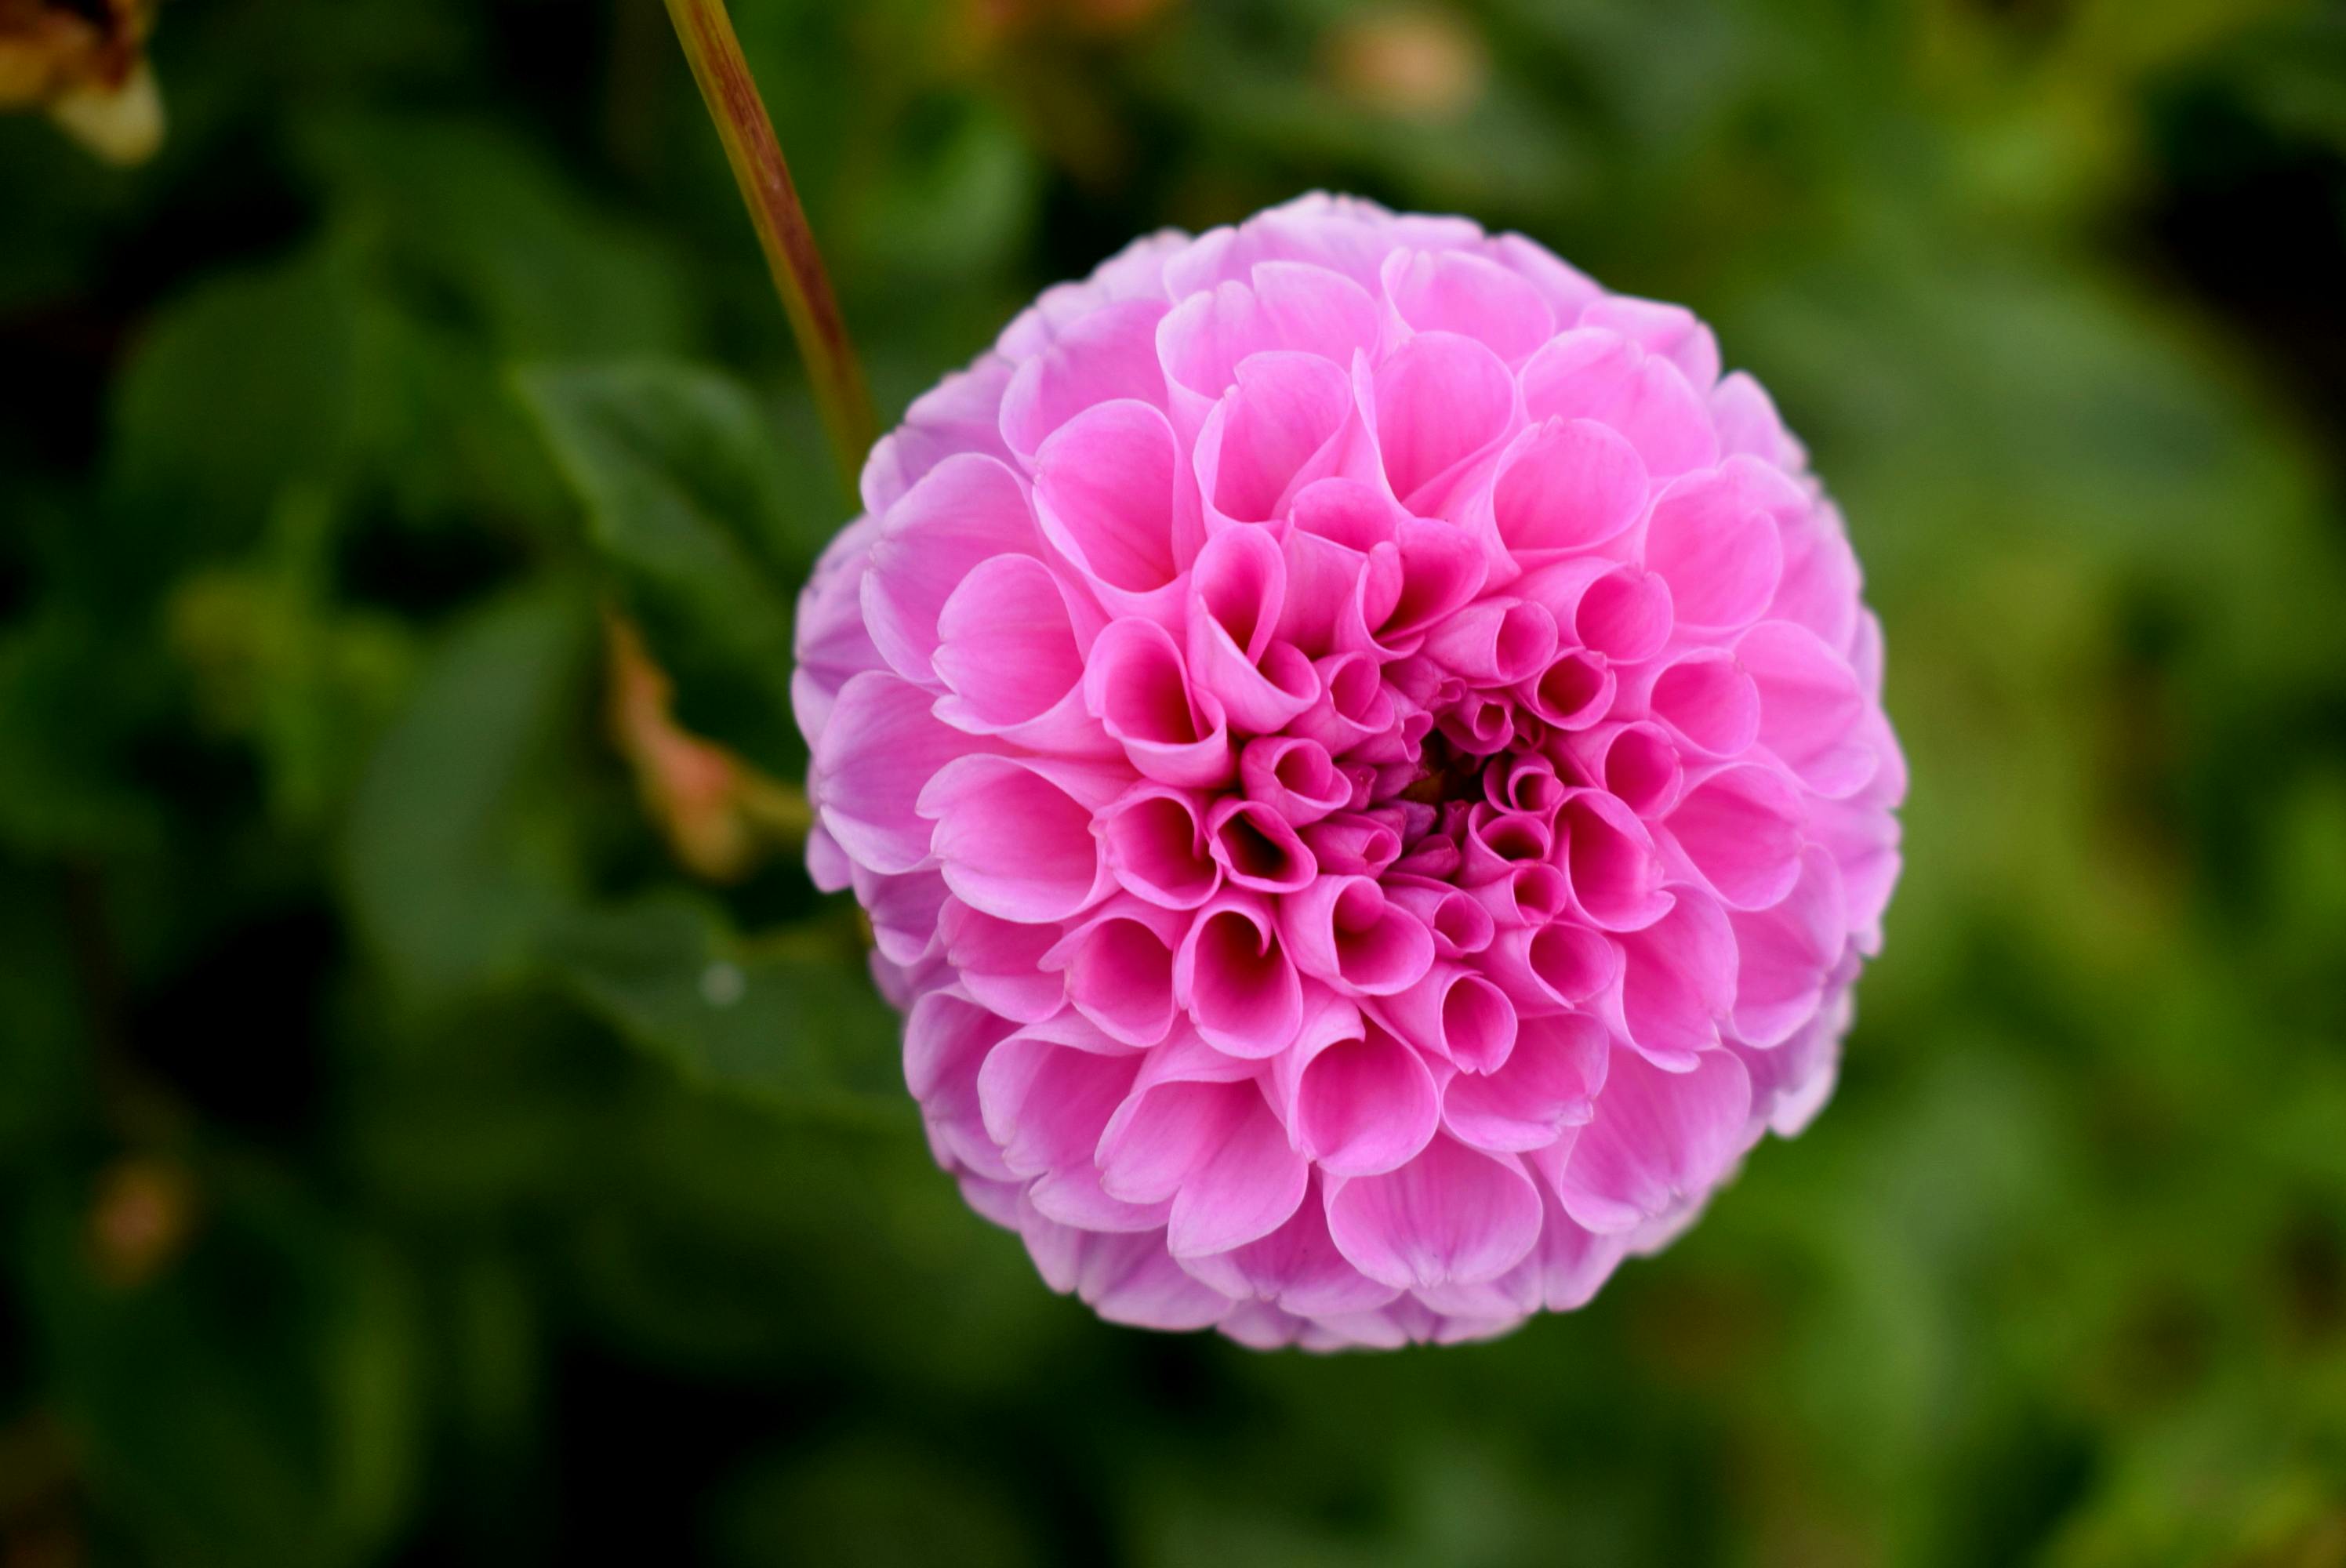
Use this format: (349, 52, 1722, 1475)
(1396, 730, 1490, 808)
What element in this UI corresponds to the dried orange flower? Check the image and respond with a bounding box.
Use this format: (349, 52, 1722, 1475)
(0, 0, 162, 164)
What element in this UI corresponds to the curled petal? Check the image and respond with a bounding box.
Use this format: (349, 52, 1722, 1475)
(1269, 999, 1442, 1178)
(1368, 963, 1517, 1074)
(1559, 789, 1673, 932)
(1187, 525, 1320, 731)
(1084, 617, 1234, 787)
(1603, 884, 1737, 1070)
(1034, 400, 1199, 619)
(1421, 598, 1557, 687)
(1368, 331, 1519, 509)
(1239, 735, 1350, 825)
(1444, 1011, 1610, 1152)
(862, 454, 1038, 684)
(1171, 891, 1306, 1058)
(1195, 351, 1358, 525)
(1045, 895, 1193, 1047)
(1099, 785, 1222, 909)
(932, 554, 1113, 756)
(1278, 874, 1436, 996)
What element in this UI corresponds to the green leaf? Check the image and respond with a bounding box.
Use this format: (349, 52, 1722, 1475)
(18, 1171, 424, 1568)
(540, 893, 899, 1112)
(340, 583, 590, 1005)
(300, 114, 695, 360)
(515, 361, 817, 777)
(109, 244, 365, 546)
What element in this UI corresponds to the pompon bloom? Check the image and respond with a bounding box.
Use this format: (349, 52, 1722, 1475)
(795, 194, 1904, 1349)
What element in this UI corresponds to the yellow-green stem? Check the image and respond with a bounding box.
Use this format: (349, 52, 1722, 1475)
(661, 0, 876, 500)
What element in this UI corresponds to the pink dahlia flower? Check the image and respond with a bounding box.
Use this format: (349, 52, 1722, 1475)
(796, 194, 1904, 1349)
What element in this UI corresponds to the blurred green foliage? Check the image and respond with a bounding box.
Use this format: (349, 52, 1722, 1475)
(5, 0, 2346, 1563)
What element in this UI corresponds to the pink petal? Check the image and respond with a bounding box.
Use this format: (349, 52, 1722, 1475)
(1369, 331, 1519, 508)
(1520, 649, 1615, 731)
(1155, 262, 1382, 401)
(1559, 789, 1672, 931)
(859, 359, 1015, 518)
(1186, 524, 1320, 731)
(1382, 247, 1554, 362)
(1571, 721, 1685, 818)
(1046, 895, 1191, 1047)
(1664, 761, 1806, 911)
(1444, 1011, 1609, 1152)
(1639, 648, 1762, 757)
(815, 670, 983, 875)
(1520, 328, 1717, 478)
(1278, 874, 1436, 996)
(1729, 846, 1847, 1047)
(1477, 922, 1618, 1017)
(1526, 1180, 1632, 1310)
(1195, 351, 1357, 524)
(860, 453, 1037, 684)
(1179, 1172, 1402, 1316)
(1084, 616, 1233, 787)
(904, 989, 1020, 1176)
(932, 554, 1113, 756)
(1571, 565, 1675, 664)
(1486, 232, 1603, 322)
(1000, 297, 1171, 459)
(937, 898, 1066, 1022)
(1299, 810, 1404, 878)
(1096, 1046, 1307, 1255)
(1275, 1015, 1441, 1176)
(1324, 1134, 1543, 1290)
(1642, 460, 1793, 632)
(1238, 735, 1349, 825)
(1606, 884, 1736, 1070)
(1577, 295, 1720, 388)
(1421, 598, 1558, 687)
(1552, 1047, 1750, 1233)
(1024, 1220, 1233, 1330)
(1205, 796, 1318, 894)
(1383, 874, 1496, 958)
(1737, 619, 1876, 798)
(979, 1030, 1163, 1232)
(1487, 417, 1648, 558)
(1368, 964, 1517, 1073)
(918, 753, 1124, 922)
(1033, 400, 1197, 615)
(1171, 891, 1305, 1058)
(1098, 785, 1222, 909)
(1709, 370, 1804, 470)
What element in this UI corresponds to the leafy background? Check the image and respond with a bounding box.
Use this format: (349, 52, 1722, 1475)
(6, 0, 2346, 1563)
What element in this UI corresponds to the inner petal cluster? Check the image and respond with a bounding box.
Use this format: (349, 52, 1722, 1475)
(794, 194, 1905, 1351)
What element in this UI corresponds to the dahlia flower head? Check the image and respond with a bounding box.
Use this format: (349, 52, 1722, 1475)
(796, 194, 1903, 1350)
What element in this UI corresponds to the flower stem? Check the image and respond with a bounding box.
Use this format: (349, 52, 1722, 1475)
(661, 0, 876, 500)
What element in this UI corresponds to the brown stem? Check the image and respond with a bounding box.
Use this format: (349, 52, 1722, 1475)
(661, 0, 877, 500)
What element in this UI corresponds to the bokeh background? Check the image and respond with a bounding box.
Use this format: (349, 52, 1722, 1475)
(7, 0, 2346, 1563)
